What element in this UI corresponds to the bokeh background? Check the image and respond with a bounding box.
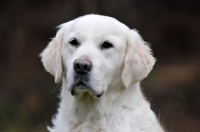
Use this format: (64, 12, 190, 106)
(1, 0, 200, 132)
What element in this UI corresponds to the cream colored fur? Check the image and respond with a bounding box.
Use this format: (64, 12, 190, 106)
(40, 14, 164, 132)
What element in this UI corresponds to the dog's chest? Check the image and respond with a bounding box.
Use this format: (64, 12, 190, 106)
(68, 109, 134, 132)
(69, 118, 107, 132)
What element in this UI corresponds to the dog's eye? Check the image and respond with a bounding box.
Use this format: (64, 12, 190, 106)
(101, 41, 113, 49)
(69, 38, 79, 46)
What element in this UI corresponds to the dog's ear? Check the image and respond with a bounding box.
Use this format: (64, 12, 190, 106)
(40, 21, 73, 83)
(122, 30, 156, 88)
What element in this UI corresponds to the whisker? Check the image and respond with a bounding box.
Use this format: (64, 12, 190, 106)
(49, 82, 62, 93)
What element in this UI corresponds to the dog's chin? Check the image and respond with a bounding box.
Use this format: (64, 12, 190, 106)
(74, 83, 89, 93)
(71, 82, 103, 98)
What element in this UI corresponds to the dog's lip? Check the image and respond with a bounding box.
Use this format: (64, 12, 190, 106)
(70, 86, 104, 98)
(76, 81, 85, 86)
(70, 81, 88, 96)
(71, 90, 76, 96)
(71, 90, 104, 98)
(96, 92, 104, 98)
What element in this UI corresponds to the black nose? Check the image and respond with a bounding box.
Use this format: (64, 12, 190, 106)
(73, 59, 92, 74)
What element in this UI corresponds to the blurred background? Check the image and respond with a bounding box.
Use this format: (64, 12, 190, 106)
(0, 0, 200, 132)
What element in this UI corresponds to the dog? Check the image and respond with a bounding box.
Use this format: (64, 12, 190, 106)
(40, 14, 164, 132)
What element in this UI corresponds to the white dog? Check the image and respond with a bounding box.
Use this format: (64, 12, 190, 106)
(41, 14, 164, 132)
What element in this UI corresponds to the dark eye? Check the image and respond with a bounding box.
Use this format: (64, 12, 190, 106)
(101, 41, 113, 49)
(69, 38, 79, 46)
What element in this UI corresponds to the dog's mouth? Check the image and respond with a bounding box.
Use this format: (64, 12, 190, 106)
(76, 81, 86, 86)
(71, 88, 103, 98)
(73, 74, 90, 89)
(73, 80, 89, 91)
(71, 74, 103, 98)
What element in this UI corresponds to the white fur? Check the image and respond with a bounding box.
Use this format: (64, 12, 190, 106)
(40, 14, 164, 132)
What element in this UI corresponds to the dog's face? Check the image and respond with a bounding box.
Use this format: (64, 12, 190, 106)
(62, 16, 128, 97)
(41, 15, 156, 98)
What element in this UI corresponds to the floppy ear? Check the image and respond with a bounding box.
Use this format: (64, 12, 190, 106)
(40, 21, 73, 83)
(122, 30, 156, 88)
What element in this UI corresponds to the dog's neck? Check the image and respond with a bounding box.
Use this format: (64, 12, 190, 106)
(74, 93, 104, 121)
(61, 82, 142, 122)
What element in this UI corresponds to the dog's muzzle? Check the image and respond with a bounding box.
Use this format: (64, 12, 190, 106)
(71, 58, 102, 98)
(71, 59, 103, 98)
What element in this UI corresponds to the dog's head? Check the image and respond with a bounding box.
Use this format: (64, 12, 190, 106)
(40, 15, 155, 98)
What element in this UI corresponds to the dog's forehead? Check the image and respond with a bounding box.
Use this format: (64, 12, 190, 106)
(76, 15, 117, 25)
(70, 15, 129, 34)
